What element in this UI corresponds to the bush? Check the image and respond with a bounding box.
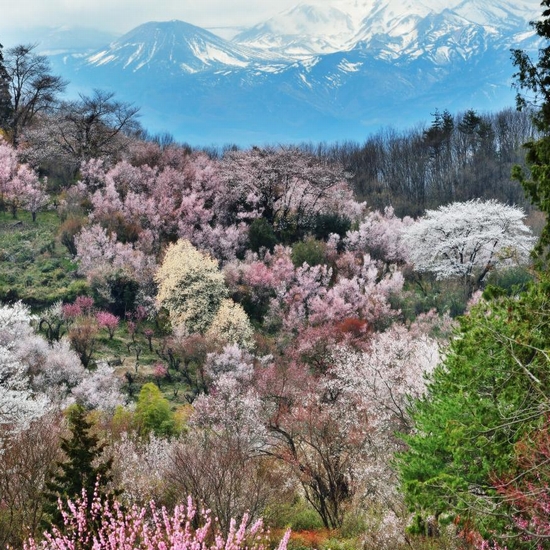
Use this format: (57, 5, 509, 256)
(248, 217, 278, 252)
(58, 217, 85, 256)
(291, 237, 326, 268)
(268, 498, 325, 531)
(25, 492, 291, 550)
(134, 383, 178, 437)
(313, 213, 351, 241)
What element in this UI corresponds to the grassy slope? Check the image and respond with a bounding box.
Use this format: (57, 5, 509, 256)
(0, 210, 86, 308)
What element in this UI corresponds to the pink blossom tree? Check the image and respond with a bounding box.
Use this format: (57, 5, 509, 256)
(220, 146, 362, 241)
(96, 311, 120, 339)
(345, 206, 413, 264)
(0, 140, 49, 220)
(24, 492, 291, 550)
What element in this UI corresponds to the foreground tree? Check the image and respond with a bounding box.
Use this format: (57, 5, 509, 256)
(398, 277, 550, 541)
(44, 404, 115, 529)
(25, 492, 291, 550)
(403, 199, 534, 295)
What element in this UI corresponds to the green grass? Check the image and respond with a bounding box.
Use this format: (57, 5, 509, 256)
(0, 209, 86, 308)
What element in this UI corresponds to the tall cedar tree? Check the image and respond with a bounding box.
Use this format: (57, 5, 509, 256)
(44, 404, 115, 530)
(0, 43, 12, 131)
(512, 0, 550, 260)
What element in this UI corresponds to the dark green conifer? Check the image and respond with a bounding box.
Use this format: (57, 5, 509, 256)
(43, 404, 115, 530)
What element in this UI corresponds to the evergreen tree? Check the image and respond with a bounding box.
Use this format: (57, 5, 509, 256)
(398, 276, 550, 543)
(0, 43, 12, 132)
(512, 0, 550, 259)
(43, 404, 115, 530)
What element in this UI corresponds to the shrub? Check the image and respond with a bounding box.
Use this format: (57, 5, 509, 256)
(291, 237, 326, 268)
(248, 217, 278, 253)
(24, 492, 291, 550)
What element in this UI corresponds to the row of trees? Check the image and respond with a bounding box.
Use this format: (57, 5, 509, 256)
(0, 42, 539, 220)
(300, 107, 535, 217)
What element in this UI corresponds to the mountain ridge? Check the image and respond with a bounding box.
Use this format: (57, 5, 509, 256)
(47, 0, 541, 145)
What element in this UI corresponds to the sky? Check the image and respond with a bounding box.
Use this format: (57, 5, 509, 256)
(0, 0, 299, 36)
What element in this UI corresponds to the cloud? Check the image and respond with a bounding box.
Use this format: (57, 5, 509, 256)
(0, 0, 298, 34)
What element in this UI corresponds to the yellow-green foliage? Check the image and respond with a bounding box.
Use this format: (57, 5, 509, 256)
(206, 298, 254, 349)
(134, 383, 178, 437)
(155, 239, 227, 334)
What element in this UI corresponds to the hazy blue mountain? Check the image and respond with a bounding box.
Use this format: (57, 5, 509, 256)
(47, 0, 541, 145)
(2, 26, 118, 55)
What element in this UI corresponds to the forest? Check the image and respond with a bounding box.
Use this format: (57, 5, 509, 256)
(3, 7, 550, 550)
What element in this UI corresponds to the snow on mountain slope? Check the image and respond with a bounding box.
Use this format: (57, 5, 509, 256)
(86, 20, 285, 74)
(234, 0, 539, 59)
(234, 4, 355, 55)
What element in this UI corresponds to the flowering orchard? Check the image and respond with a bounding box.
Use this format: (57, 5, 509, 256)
(0, 134, 539, 548)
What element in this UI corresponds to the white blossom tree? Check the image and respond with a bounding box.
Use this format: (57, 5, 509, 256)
(403, 199, 535, 293)
(0, 303, 49, 435)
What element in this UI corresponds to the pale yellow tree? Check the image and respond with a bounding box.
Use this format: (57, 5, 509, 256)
(206, 299, 255, 349)
(155, 239, 227, 334)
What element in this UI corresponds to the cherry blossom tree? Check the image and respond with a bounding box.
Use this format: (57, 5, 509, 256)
(0, 139, 49, 219)
(96, 311, 119, 339)
(255, 358, 369, 529)
(108, 432, 173, 507)
(345, 206, 413, 264)
(205, 299, 254, 349)
(0, 302, 49, 434)
(403, 199, 535, 294)
(330, 324, 440, 503)
(176, 359, 284, 531)
(221, 146, 361, 241)
(74, 224, 157, 313)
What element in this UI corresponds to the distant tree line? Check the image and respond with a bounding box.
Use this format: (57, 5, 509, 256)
(298, 108, 537, 217)
(0, 41, 538, 219)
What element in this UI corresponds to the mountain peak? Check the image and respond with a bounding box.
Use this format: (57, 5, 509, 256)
(87, 19, 260, 73)
(50, 0, 542, 145)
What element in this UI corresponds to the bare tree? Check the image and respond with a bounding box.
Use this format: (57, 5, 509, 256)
(5, 44, 66, 145)
(52, 89, 140, 162)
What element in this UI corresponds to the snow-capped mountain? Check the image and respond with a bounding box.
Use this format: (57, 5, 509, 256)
(49, 0, 541, 145)
(86, 20, 286, 74)
(234, 0, 537, 57)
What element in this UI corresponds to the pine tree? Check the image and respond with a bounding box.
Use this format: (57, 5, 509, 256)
(43, 404, 116, 530)
(512, 0, 550, 259)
